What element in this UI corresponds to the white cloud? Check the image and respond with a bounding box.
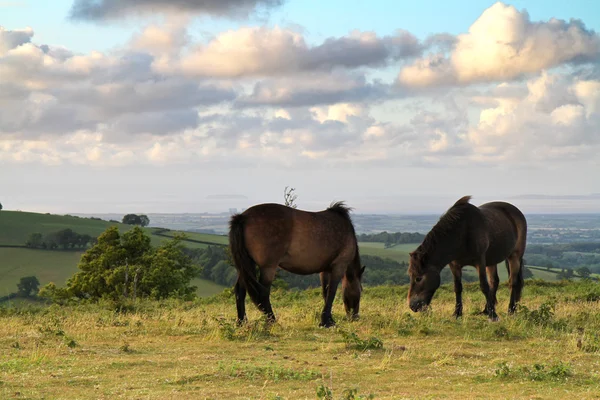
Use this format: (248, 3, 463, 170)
(1, 9, 599, 175)
(164, 26, 423, 78)
(398, 2, 600, 87)
(468, 72, 600, 163)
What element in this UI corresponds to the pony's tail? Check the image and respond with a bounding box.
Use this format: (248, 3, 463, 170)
(229, 213, 264, 307)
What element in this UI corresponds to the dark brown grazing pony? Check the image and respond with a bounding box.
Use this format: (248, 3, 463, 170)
(229, 202, 365, 328)
(407, 196, 527, 320)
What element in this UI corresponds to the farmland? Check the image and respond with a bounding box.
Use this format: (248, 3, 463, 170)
(0, 211, 226, 297)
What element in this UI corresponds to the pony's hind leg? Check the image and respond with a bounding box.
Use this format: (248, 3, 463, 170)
(484, 264, 499, 313)
(258, 266, 278, 323)
(320, 272, 330, 302)
(476, 261, 498, 321)
(507, 253, 524, 314)
(449, 262, 463, 318)
(234, 276, 247, 325)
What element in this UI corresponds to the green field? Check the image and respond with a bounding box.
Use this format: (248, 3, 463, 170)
(150, 229, 228, 250)
(1, 281, 600, 399)
(156, 229, 229, 245)
(0, 211, 226, 297)
(0, 247, 224, 297)
(0, 248, 83, 295)
(358, 242, 415, 263)
(0, 211, 131, 246)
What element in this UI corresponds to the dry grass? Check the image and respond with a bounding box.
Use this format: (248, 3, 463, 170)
(1, 280, 600, 399)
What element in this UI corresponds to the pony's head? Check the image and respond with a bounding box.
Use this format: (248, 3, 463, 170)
(407, 251, 441, 312)
(343, 264, 365, 319)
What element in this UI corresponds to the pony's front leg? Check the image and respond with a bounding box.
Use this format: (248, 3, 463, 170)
(234, 277, 247, 326)
(320, 271, 342, 328)
(449, 262, 463, 318)
(477, 262, 498, 321)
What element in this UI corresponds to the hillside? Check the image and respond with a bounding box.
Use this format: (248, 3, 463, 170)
(0, 211, 226, 297)
(0, 210, 589, 298)
(0, 211, 133, 246)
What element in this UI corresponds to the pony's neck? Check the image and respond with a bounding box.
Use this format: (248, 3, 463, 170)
(420, 238, 459, 271)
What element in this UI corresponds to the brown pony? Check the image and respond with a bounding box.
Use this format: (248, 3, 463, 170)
(229, 202, 365, 328)
(407, 196, 527, 320)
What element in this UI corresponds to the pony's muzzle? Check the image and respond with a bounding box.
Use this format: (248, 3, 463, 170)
(409, 299, 428, 312)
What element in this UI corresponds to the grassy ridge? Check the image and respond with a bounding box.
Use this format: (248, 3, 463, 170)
(1, 281, 600, 399)
(0, 211, 226, 297)
(0, 211, 130, 246)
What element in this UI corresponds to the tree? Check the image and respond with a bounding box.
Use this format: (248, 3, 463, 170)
(122, 213, 150, 227)
(122, 214, 142, 225)
(26, 233, 44, 248)
(576, 267, 592, 278)
(17, 276, 40, 297)
(522, 266, 534, 279)
(0, 202, 3, 211)
(59, 227, 199, 301)
(139, 215, 150, 227)
(283, 186, 298, 208)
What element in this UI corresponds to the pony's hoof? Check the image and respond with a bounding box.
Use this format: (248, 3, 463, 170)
(488, 314, 499, 322)
(347, 314, 360, 321)
(319, 319, 336, 328)
(452, 312, 462, 319)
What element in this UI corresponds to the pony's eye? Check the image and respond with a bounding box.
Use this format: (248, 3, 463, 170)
(415, 276, 423, 283)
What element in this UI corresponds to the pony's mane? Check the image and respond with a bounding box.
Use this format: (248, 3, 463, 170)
(327, 201, 357, 238)
(409, 195, 472, 275)
(327, 201, 353, 219)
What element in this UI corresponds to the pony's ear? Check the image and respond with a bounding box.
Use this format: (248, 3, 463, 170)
(360, 265, 366, 277)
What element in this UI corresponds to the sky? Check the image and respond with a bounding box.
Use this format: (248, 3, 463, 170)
(1, 0, 599, 215)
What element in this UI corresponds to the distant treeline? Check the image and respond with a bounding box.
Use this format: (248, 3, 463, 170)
(357, 231, 425, 246)
(25, 229, 95, 250)
(525, 242, 600, 273)
(184, 246, 236, 287)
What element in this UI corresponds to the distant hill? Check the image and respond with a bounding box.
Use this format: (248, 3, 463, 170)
(0, 211, 132, 246)
(0, 211, 226, 297)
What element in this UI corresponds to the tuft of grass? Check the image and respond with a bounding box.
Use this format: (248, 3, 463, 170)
(340, 330, 383, 351)
(218, 361, 321, 382)
(494, 361, 573, 382)
(316, 385, 375, 400)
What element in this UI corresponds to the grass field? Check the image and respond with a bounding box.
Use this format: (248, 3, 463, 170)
(1, 280, 600, 399)
(0, 211, 227, 297)
(358, 242, 414, 264)
(0, 211, 132, 246)
(0, 248, 83, 295)
(156, 230, 229, 246)
(0, 247, 225, 298)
